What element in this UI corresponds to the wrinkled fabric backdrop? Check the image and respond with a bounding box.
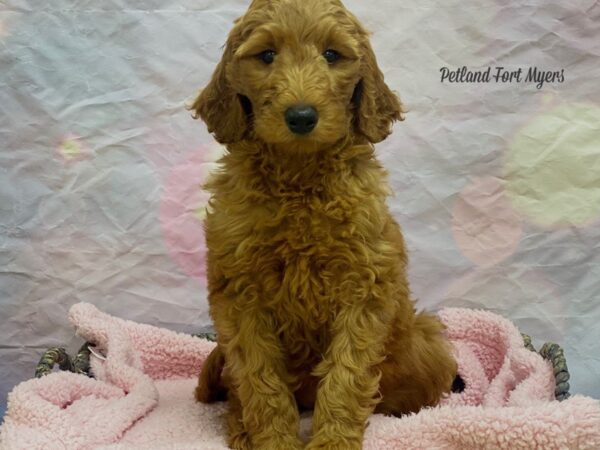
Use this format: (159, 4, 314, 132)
(1, 0, 599, 415)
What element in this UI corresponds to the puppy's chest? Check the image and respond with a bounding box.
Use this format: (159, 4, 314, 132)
(213, 193, 378, 360)
(269, 228, 344, 364)
(251, 197, 365, 326)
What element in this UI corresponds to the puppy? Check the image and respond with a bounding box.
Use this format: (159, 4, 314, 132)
(191, 1, 457, 449)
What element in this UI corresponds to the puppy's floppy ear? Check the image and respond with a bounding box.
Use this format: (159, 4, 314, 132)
(354, 36, 404, 143)
(190, 28, 249, 144)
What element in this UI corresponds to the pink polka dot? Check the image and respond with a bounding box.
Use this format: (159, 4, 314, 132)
(452, 176, 523, 267)
(0, 18, 8, 39)
(159, 148, 213, 282)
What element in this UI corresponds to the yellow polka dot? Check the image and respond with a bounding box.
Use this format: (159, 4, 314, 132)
(62, 140, 82, 159)
(58, 135, 87, 160)
(506, 104, 600, 227)
(207, 142, 227, 162)
(194, 205, 208, 222)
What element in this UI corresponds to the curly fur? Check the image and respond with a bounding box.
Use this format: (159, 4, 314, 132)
(191, 1, 457, 449)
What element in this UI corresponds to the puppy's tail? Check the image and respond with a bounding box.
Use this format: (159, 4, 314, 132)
(195, 344, 228, 403)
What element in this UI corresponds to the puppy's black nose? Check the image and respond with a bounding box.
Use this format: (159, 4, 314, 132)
(285, 105, 319, 135)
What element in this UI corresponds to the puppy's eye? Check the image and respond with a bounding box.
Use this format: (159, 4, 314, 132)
(257, 50, 276, 64)
(323, 49, 341, 64)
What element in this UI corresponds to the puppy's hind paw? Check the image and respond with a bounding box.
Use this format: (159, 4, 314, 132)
(228, 431, 252, 450)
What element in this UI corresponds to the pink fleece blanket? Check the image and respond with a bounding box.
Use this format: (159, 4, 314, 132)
(1, 304, 599, 450)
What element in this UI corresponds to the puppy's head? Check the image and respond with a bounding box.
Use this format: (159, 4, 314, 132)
(191, 0, 402, 149)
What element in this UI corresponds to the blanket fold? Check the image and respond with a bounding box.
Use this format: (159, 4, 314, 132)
(1, 303, 598, 450)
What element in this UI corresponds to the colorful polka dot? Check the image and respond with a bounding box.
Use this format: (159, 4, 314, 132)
(505, 104, 600, 228)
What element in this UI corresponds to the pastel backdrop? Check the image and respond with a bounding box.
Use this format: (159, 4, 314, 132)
(1, 0, 599, 415)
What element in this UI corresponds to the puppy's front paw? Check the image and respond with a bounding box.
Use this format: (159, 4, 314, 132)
(254, 435, 304, 450)
(305, 436, 362, 450)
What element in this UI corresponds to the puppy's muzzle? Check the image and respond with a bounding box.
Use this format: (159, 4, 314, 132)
(285, 105, 319, 135)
